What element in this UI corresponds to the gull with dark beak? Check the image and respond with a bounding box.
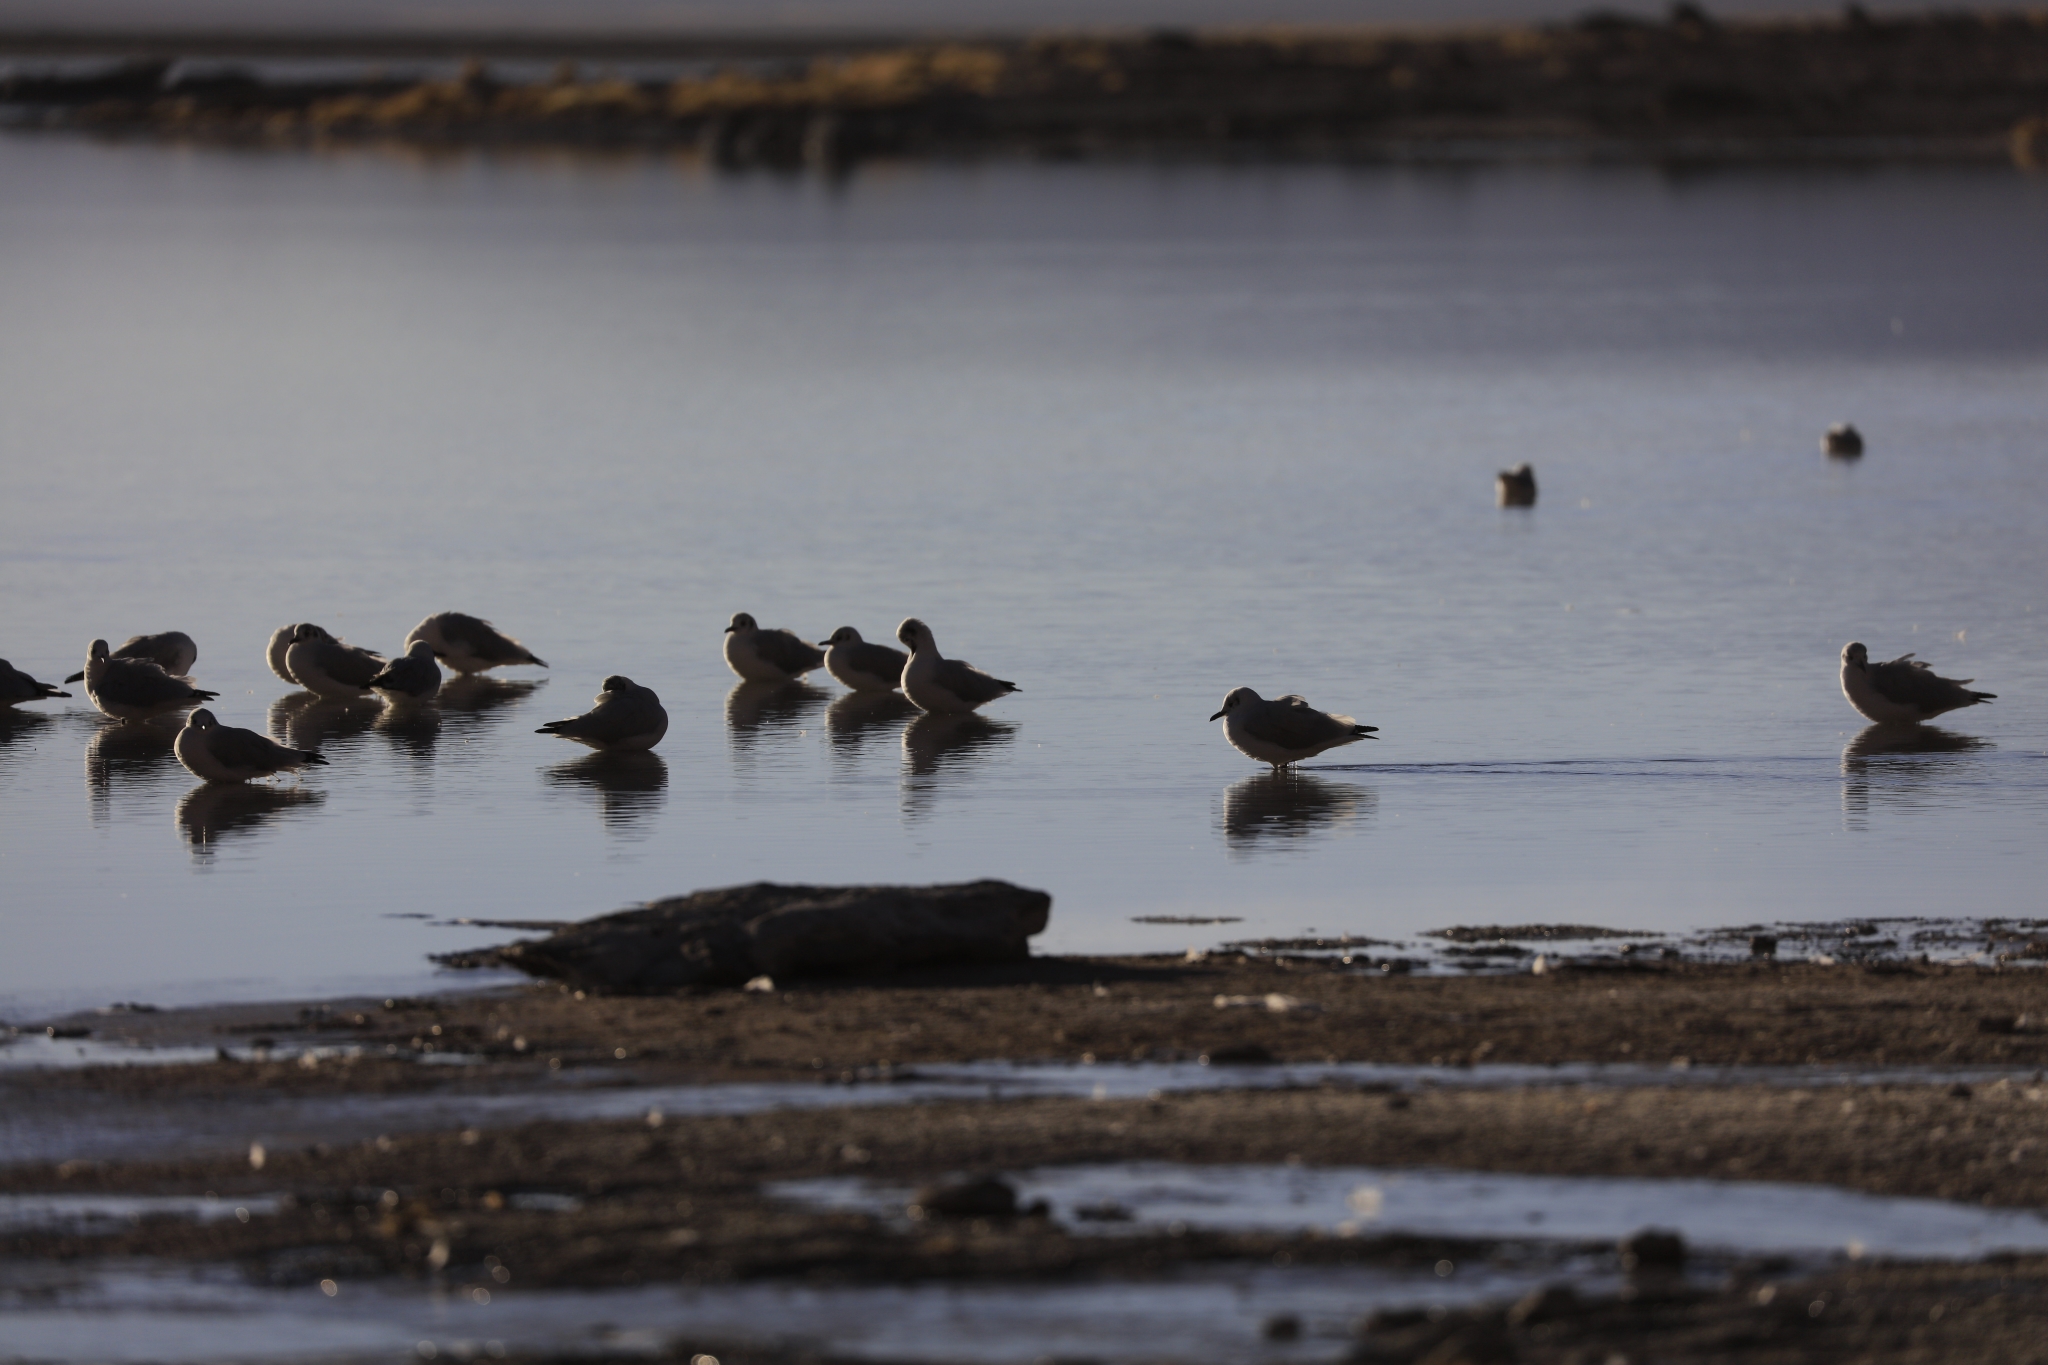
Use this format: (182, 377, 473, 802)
(1210, 687, 1377, 767)
(175, 709, 328, 783)
(1840, 642, 1995, 725)
(65, 631, 196, 684)
(896, 618, 1017, 714)
(724, 612, 824, 683)
(81, 638, 218, 721)
(820, 626, 909, 692)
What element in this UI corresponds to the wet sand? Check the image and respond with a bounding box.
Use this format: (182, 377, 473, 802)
(7, 955, 2048, 1360)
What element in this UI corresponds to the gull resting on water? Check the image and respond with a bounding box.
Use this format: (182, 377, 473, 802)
(65, 631, 196, 684)
(284, 624, 387, 701)
(1496, 463, 1537, 507)
(820, 626, 910, 692)
(405, 612, 547, 675)
(1, 659, 70, 707)
(81, 638, 218, 721)
(1840, 642, 1995, 725)
(724, 612, 824, 683)
(175, 708, 328, 783)
(1211, 687, 1377, 767)
(536, 676, 668, 751)
(896, 618, 1017, 714)
(366, 640, 443, 706)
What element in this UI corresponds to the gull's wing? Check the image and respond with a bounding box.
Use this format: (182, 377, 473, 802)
(540, 687, 664, 743)
(935, 657, 1018, 706)
(1867, 655, 1994, 711)
(1242, 695, 1362, 750)
(757, 628, 826, 676)
(103, 659, 214, 707)
(849, 639, 910, 680)
(118, 632, 198, 676)
(435, 613, 545, 667)
(208, 723, 302, 771)
(368, 652, 434, 691)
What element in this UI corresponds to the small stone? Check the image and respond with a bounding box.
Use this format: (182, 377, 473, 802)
(1200, 1043, 1276, 1065)
(1823, 423, 1864, 458)
(909, 1175, 1018, 1220)
(1262, 1313, 1302, 1341)
(248, 1142, 266, 1171)
(1749, 934, 1778, 959)
(743, 975, 775, 993)
(1620, 1227, 1687, 1270)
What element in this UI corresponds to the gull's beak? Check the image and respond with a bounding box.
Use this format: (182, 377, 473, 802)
(1208, 709, 1226, 722)
(723, 625, 736, 634)
(817, 639, 832, 647)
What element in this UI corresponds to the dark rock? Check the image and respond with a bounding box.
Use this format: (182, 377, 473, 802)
(1977, 1015, 2018, 1035)
(1263, 1313, 1302, 1341)
(1200, 1042, 1276, 1065)
(1749, 934, 1778, 959)
(910, 1175, 1018, 1219)
(1496, 463, 1537, 507)
(435, 879, 1050, 991)
(1823, 423, 1865, 457)
(1506, 1284, 1581, 1325)
(1620, 1227, 1688, 1270)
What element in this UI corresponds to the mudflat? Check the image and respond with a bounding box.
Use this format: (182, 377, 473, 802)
(8, 955, 2048, 1363)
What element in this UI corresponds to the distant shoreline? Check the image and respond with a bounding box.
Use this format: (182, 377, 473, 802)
(4, 12, 2047, 167)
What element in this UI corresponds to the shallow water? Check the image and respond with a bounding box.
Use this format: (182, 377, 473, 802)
(3, 136, 2047, 1017)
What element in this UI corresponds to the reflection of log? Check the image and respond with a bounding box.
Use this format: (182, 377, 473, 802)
(440, 880, 1051, 991)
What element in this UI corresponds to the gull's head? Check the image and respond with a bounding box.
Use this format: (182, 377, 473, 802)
(896, 618, 930, 650)
(726, 612, 756, 636)
(188, 709, 218, 729)
(600, 675, 633, 693)
(407, 640, 438, 661)
(823, 626, 862, 647)
(1210, 686, 1261, 722)
(89, 638, 110, 662)
(1843, 642, 1868, 671)
(293, 623, 331, 644)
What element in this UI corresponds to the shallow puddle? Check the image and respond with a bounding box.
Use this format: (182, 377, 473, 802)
(778, 1162, 2048, 1262)
(0, 1193, 281, 1234)
(0, 1256, 1601, 1364)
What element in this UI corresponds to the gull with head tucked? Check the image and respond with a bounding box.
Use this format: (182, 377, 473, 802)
(819, 626, 909, 692)
(1, 659, 70, 707)
(724, 612, 824, 683)
(82, 639, 218, 721)
(405, 612, 547, 675)
(65, 631, 196, 685)
(175, 709, 328, 783)
(366, 640, 442, 707)
(1211, 687, 1377, 767)
(536, 676, 668, 751)
(1840, 642, 1995, 725)
(896, 618, 1017, 714)
(284, 624, 386, 701)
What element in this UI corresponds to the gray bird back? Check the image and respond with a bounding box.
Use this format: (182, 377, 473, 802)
(102, 658, 203, 706)
(935, 657, 1017, 706)
(1242, 695, 1355, 750)
(758, 629, 826, 676)
(1868, 655, 1989, 711)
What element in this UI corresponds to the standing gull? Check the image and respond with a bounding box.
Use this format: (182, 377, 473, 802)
(1496, 463, 1537, 507)
(724, 612, 824, 683)
(896, 618, 1017, 714)
(1, 660, 70, 707)
(65, 631, 196, 684)
(537, 676, 668, 751)
(405, 612, 546, 675)
(265, 624, 304, 683)
(820, 626, 909, 692)
(1840, 642, 1995, 725)
(283, 624, 386, 701)
(175, 709, 328, 783)
(81, 639, 218, 721)
(1210, 687, 1377, 767)
(1824, 424, 1865, 458)
(366, 640, 442, 706)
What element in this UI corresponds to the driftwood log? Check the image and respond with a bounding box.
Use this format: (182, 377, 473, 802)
(436, 880, 1051, 991)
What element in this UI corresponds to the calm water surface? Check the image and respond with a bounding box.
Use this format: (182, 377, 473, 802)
(2, 137, 2045, 1018)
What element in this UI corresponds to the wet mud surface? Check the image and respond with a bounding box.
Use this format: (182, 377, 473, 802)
(6, 954, 2048, 1362)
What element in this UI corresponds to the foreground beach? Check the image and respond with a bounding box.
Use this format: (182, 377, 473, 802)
(9, 950, 2048, 1361)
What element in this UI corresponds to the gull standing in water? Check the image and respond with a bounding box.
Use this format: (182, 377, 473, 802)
(65, 631, 197, 684)
(536, 676, 668, 751)
(1211, 687, 1377, 767)
(265, 624, 304, 683)
(175, 709, 328, 783)
(1, 659, 70, 706)
(1840, 642, 1995, 725)
(406, 612, 547, 675)
(283, 624, 386, 701)
(820, 626, 909, 692)
(81, 639, 218, 721)
(896, 618, 1018, 714)
(366, 640, 442, 706)
(724, 612, 824, 683)
(1496, 463, 1537, 507)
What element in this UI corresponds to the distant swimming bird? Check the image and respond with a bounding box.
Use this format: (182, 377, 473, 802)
(820, 626, 910, 692)
(1840, 642, 1995, 724)
(1497, 463, 1537, 507)
(366, 639, 442, 706)
(896, 618, 1017, 714)
(1, 659, 70, 707)
(64, 631, 196, 685)
(1210, 687, 1376, 767)
(265, 624, 303, 683)
(81, 639, 218, 721)
(283, 624, 386, 701)
(536, 676, 668, 751)
(1824, 424, 1865, 458)
(405, 612, 546, 675)
(724, 612, 824, 683)
(174, 708, 328, 783)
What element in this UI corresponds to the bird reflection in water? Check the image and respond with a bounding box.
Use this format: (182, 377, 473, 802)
(1220, 770, 1376, 852)
(176, 782, 325, 855)
(825, 689, 918, 759)
(437, 675, 544, 716)
(270, 693, 379, 751)
(1841, 724, 1991, 832)
(900, 712, 1015, 820)
(372, 704, 442, 763)
(544, 751, 669, 834)
(725, 681, 829, 752)
(85, 719, 180, 822)
(0, 707, 52, 752)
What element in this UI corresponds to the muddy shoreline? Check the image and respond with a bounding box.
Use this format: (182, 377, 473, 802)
(6, 12, 2048, 167)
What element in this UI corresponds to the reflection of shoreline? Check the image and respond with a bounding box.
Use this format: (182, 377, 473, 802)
(176, 781, 324, 853)
(1220, 771, 1375, 851)
(544, 751, 668, 833)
